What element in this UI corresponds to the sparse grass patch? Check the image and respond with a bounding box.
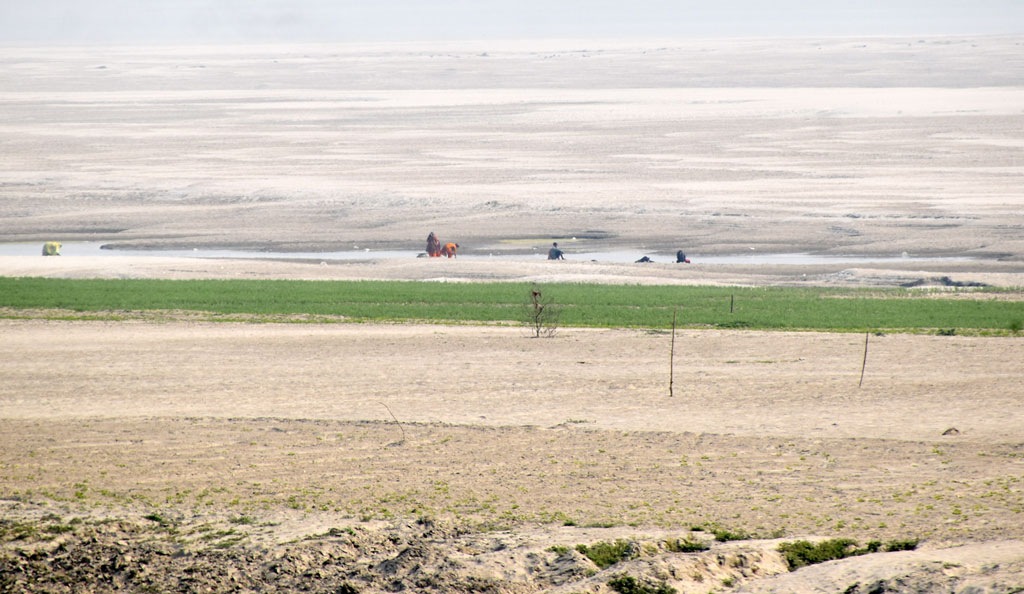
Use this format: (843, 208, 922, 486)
(779, 538, 858, 570)
(44, 522, 75, 535)
(0, 520, 41, 541)
(607, 574, 677, 594)
(143, 513, 169, 525)
(883, 538, 921, 552)
(664, 537, 710, 553)
(709, 525, 751, 542)
(576, 540, 637, 569)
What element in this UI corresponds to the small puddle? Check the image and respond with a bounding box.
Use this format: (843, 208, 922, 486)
(0, 242, 974, 265)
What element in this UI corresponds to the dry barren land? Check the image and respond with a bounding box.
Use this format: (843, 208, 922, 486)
(2, 37, 1024, 271)
(2, 37, 1024, 593)
(2, 321, 1023, 593)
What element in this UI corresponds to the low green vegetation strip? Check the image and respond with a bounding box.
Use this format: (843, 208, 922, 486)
(0, 277, 1021, 333)
(778, 538, 919, 571)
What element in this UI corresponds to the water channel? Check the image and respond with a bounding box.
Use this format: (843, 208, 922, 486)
(1, 241, 977, 266)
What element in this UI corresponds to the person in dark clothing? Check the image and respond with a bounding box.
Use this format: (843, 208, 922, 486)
(548, 242, 565, 260)
(426, 232, 442, 257)
(676, 250, 690, 263)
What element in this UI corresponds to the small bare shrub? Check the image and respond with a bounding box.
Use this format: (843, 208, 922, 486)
(523, 285, 559, 338)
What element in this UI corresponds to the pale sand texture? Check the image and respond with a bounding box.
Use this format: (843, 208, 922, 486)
(3, 253, 1024, 288)
(1, 319, 1023, 591)
(2, 320, 1022, 443)
(2, 37, 1024, 277)
(2, 37, 1024, 592)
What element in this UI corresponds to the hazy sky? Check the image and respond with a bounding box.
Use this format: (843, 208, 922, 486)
(2, 0, 1022, 44)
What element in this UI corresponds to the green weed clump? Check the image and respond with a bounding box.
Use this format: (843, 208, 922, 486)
(881, 538, 921, 552)
(0, 519, 41, 542)
(607, 574, 677, 594)
(778, 538, 919, 571)
(708, 525, 750, 542)
(779, 538, 858, 569)
(576, 540, 637, 569)
(1, 516, 81, 542)
(664, 537, 710, 553)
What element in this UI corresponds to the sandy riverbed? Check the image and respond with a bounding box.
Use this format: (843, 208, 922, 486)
(2, 37, 1023, 593)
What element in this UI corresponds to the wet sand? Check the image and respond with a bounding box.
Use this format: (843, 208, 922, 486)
(1, 38, 1023, 285)
(2, 37, 1024, 593)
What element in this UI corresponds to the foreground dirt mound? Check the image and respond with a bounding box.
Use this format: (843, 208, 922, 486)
(0, 512, 765, 594)
(2, 510, 1022, 594)
(739, 540, 1024, 594)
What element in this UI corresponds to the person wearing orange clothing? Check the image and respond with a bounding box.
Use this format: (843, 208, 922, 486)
(441, 242, 459, 258)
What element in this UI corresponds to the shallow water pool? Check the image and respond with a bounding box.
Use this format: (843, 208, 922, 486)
(0, 242, 974, 265)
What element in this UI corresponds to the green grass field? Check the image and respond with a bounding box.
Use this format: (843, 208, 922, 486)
(1, 277, 1021, 334)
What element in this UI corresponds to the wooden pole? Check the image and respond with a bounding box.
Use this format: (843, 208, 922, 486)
(730, 294, 734, 314)
(669, 310, 677, 397)
(858, 332, 870, 388)
(379, 401, 406, 444)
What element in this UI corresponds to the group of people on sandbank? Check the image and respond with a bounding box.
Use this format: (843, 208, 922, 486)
(424, 233, 691, 263)
(639, 251, 691, 264)
(424, 232, 459, 258)
(550, 242, 691, 263)
(550, 243, 691, 263)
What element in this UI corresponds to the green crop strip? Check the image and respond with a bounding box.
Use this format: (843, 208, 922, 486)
(0, 277, 1021, 334)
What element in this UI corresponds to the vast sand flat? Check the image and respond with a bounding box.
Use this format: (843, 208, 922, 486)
(1, 319, 1023, 592)
(2, 38, 1024, 592)
(3, 321, 1023, 442)
(2, 37, 1023, 276)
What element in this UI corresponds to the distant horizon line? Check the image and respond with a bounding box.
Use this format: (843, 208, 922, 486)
(2, 32, 1021, 49)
